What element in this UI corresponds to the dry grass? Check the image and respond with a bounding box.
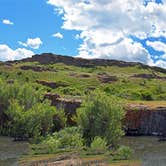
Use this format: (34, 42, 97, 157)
(127, 100, 166, 109)
(109, 160, 141, 166)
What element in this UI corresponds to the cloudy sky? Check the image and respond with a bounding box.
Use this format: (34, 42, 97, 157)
(0, 0, 166, 68)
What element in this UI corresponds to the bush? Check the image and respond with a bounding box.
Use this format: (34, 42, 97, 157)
(33, 127, 84, 154)
(77, 90, 124, 147)
(7, 100, 60, 139)
(141, 91, 153, 101)
(90, 136, 107, 151)
(61, 87, 81, 96)
(115, 146, 133, 160)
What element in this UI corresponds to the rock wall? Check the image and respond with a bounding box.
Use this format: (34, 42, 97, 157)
(124, 106, 166, 136)
(44, 93, 82, 125)
(44, 93, 166, 136)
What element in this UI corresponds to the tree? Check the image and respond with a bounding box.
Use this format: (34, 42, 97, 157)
(77, 90, 124, 147)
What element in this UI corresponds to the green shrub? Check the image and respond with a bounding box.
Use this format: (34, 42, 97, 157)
(77, 90, 124, 147)
(90, 136, 107, 151)
(141, 91, 153, 101)
(7, 100, 59, 138)
(115, 146, 133, 160)
(60, 87, 81, 96)
(33, 127, 84, 154)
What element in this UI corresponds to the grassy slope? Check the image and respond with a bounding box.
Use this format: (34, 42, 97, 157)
(0, 59, 166, 103)
(1, 56, 165, 165)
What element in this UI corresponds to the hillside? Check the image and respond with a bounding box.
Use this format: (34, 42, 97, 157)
(1, 53, 165, 102)
(0, 53, 166, 165)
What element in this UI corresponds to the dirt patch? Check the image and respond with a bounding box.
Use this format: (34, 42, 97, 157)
(69, 72, 90, 78)
(19, 153, 108, 166)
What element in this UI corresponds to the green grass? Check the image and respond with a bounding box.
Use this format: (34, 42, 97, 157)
(0, 61, 166, 101)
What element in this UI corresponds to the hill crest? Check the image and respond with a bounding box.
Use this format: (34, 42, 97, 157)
(7, 53, 166, 73)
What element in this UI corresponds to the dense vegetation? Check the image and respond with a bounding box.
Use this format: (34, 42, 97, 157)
(77, 91, 124, 146)
(0, 83, 66, 139)
(0, 54, 166, 163)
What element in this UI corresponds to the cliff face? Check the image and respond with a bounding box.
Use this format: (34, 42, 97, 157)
(44, 93, 82, 126)
(125, 105, 166, 136)
(44, 93, 166, 136)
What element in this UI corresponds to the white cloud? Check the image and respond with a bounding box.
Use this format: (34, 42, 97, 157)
(75, 34, 80, 40)
(154, 60, 166, 69)
(78, 38, 153, 65)
(52, 32, 63, 39)
(146, 41, 166, 52)
(0, 44, 34, 61)
(47, 0, 166, 67)
(2, 19, 14, 25)
(19, 37, 42, 49)
(146, 41, 166, 61)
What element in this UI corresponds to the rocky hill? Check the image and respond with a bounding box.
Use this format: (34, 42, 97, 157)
(8, 53, 166, 73)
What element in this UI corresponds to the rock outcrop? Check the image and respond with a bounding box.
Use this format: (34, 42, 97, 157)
(44, 93, 82, 125)
(124, 104, 166, 136)
(20, 65, 57, 72)
(44, 93, 166, 135)
(97, 73, 118, 83)
(36, 80, 68, 89)
(132, 73, 166, 80)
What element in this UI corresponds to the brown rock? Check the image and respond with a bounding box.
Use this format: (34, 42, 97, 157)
(97, 73, 118, 83)
(36, 80, 68, 89)
(7, 79, 14, 84)
(132, 73, 166, 80)
(20, 65, 57, 72)
(44, 93, 82, 125)
(124, 104, 166, 136)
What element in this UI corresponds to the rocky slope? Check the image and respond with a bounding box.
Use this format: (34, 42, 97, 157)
(9, 53, 166, 73)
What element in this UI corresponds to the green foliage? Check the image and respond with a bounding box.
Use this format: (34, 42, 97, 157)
(60, 87, 81, 96)
(33, 127, 84, 154)
(6, 100, 59, 138)
(90, 136, 107, 151)
(0, 82, 66, 138)
(115, 146, 133, 160)
(77, 90, 124, 147)
(141, 91, 153, 101)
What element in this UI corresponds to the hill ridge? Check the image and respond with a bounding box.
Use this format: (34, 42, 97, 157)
(7, 53, 166, 73)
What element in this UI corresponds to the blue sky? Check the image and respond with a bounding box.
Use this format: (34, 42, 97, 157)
(0, 0, 81, 56)
(0, 0, 166, 68)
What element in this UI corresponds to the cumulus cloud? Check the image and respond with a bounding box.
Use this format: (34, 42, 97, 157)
(19, 37, 42, 49)
(146, 40, 166, 59)
(2, 19, 14, 25)
(0, 44, 34, 61)
(146, 41, 166, 52)
(52, 32, 63, 39)
(47, 0, 166, 67)
(154, 60, 166, 68)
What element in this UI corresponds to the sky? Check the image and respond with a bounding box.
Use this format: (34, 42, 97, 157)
(0, 0, 166, 68)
